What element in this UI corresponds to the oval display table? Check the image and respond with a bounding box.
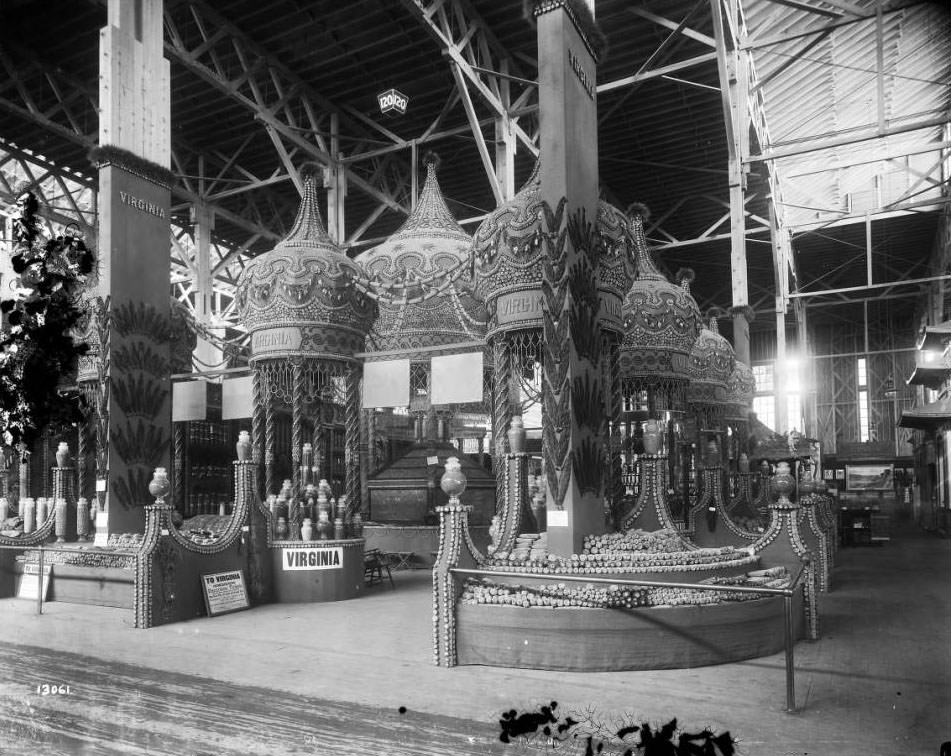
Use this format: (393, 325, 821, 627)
(270, 538, 365, 602)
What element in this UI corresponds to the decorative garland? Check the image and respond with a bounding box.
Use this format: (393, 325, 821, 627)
(0, 188, 94, 455)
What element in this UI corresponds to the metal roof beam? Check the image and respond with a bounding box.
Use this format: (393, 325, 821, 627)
(402, 0, 539, 163)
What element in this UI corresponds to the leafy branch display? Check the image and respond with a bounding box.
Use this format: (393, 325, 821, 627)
(0, 188, 94, 454)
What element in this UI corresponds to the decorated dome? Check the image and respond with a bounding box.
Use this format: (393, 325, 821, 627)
(725, 360, 755, 414)
(358, 154, 487, 355)
(618, 209, 702, 381)
(687, 315, 736, 405)
(471, 160, 635, 334)
(235, 167, 375, 361)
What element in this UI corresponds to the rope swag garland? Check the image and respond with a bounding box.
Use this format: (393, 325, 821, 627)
(0, 187, 94, 454)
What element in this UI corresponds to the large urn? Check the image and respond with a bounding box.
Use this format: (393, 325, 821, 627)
(440, 457, 467, 500)
(235, 431, 252, 461)
(642, 420, 662, 455)
(770, 461, 796, 505)
(507, 416, 526, 455)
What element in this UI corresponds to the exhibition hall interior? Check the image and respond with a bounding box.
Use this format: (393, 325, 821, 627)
(0, 0, 949, 754)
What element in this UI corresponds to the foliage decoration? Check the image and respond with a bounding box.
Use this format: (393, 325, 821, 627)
(0, 187, 95, 454)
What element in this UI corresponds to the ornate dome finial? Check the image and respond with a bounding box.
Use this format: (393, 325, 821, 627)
(278, 165, 334, 250)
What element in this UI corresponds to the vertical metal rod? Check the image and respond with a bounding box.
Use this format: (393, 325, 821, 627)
(784, 592, 796, 712)
(37, 546, 44, 616)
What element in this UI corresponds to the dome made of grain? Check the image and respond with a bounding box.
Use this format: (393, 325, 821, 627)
(619, 208, 702, 381)
(236, 167, 375, 361)
(358, 154, 487, 355)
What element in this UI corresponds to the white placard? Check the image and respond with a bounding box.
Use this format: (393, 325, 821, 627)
(546, 509, 569, 527)
(93, 511, 109, 547)
(95, 479, 107, 492)
(362, 359, 410, 408)
(281, 547, 344, 571)
(430, 352, 483, 405)
(172, 381, 207, 422)
(17, 564, 51, 601)
(222, 376, 253, 420)
(201, 570, 250, 617)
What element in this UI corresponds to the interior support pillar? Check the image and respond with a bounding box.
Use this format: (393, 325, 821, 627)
(95, 0, 172, 535)
(536, 2, 606, 556)
(327, 113, 346, 245)
(192, 202, 222, 370)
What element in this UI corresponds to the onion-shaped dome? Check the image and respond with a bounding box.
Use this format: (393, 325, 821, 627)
(725, 360, 755, 417)
(687, 316, 736, 406)
(471, 161, 545, 322)
(618, 208, 702, 382)
(358, 154, 487, 356)
(236, 167, 375, 361)
(471, 160, 635, 334)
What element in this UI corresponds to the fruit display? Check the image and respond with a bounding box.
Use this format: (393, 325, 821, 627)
(459, 566, 792, 609)
(481, 528, 758, 575)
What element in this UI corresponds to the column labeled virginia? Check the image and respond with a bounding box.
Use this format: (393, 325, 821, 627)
(536, 1, 606, 555)
(92, 0, 173, 535)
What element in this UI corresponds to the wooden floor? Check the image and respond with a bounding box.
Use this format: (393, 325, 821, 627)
(0, 520, 948, 755)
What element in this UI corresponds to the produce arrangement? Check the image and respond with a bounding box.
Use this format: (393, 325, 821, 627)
(460, 566, 791, 610)
(482, 528, 758, 574)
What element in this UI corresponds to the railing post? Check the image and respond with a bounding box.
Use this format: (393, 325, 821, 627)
(784, 591, 796, 712)
(37, 545, 44, 616)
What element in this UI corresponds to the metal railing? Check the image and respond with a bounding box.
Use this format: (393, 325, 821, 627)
(450, 563, 808, 713)
(0, 543, 134, 617)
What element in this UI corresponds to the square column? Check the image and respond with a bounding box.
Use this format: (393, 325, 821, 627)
(535, 2, 606, 555)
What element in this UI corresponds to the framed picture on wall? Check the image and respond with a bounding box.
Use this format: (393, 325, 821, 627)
(835, 470, 845, 480)
(846, 464, 894, 492)
(823, 469, 834, 480)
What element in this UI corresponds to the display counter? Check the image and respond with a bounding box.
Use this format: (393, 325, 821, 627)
(270, 538, 365, 602)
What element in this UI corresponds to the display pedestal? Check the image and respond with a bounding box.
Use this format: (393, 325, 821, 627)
(271, 538, 365, 602)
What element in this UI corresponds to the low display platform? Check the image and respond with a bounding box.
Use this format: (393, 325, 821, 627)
(456, 588, 804, 671)
(363, 524, 491, 568)
(271, 538, 365, 602)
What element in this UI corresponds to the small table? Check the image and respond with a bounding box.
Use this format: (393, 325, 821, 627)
(386, 551, 415, 571)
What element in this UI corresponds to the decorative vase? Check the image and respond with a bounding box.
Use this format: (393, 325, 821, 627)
(642, 420, 661, 455)
(530, 493, 546, 531)
(36, 497, 48, 525)
(440, 457, 467, 500)
(76, 497, 90, 540)
(738, 453, 750, 473)
(798, 475, 817, 496)
(54, 498, 67, 542)
(148, 468, 171, 504)
(318, 479, 331, 499)
(351, 512, 364, 538)
(22, 499, 35, 534)
(55, 442, 70, 468)
(507, 416, 526, 454)
(280, 479, 293, 500)
(275, 516, 289, 540)
(770, 461, 796, 505)
(218, 499, 227, 517)
(235, 431, 251, 461)
(337, 494, 347, 520)
(317, 510, 332, 540)
(301, 518, 314, 542)
(301, 442, 313, 468)
(334, 516, 345, 540)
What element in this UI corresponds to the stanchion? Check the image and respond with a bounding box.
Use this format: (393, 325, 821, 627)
(784, 591, 796, 712)
(37, 545, 44, 616)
